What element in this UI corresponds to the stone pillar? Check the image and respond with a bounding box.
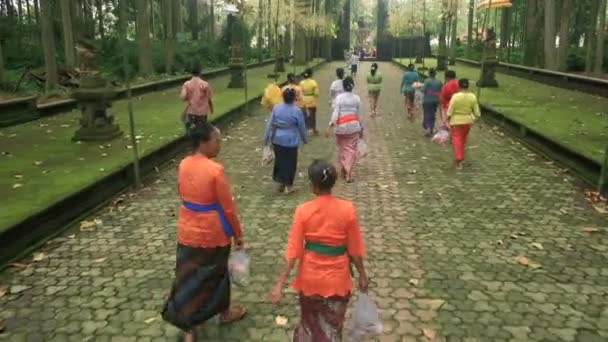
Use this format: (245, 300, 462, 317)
(227, 14, 245, 88)
(72, 75, 122, 141)
(478, 28, 499, 88)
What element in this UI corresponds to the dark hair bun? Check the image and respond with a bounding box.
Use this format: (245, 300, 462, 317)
(308, 160, 337, 191)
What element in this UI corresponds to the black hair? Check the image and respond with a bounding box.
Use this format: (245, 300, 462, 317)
(429, 68, 437, 78)
(303, 68, 313, 78)
(188, 121, 216, 150)
(336, 68, 345, 80)
(370, 63, 378, 76)
(407, 64, 415, 71)
(191, 61, 202, 75)
(308, 159, 337, 192)
(445, 70, 456, 79)
(283, 88, 296, 104)
(458, 78, 470, 89)
(343, 76, 355, 92)
(287, 73, 297, 84)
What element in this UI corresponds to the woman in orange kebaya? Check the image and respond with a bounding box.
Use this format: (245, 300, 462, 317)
(270, 159, 370, 341)
(162, 122, 246, 342)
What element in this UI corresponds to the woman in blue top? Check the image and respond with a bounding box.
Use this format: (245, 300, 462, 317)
(422, 68, 443, 136)
(401, 64, 420, 121)
(264, 88, 308, 194)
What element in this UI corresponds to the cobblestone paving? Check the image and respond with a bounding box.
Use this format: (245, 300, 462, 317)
(1, 62, 607, 342)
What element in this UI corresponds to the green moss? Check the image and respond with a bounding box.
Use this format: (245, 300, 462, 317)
(0, 60, 324, 232)
(395, 58, 608, 163)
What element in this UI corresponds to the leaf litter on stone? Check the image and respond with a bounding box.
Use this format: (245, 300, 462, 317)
(422, 328, 436, 340)
(275, 315, 288, 326)
(32, 252, 46, 262)
(530, 242, 544, 250)
(0, 286, 7, 298)
(144, 317, 158, 324)
(581, 227, 601, 234)
(12, 183, 22, 189)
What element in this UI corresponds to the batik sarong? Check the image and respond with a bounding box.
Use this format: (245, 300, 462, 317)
(335, 133, 359, 179)
(162, 244, 231, 331)
(293, 293, 351, 342)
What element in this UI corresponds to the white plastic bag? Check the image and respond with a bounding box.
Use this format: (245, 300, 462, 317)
(350, 294, 383, 340)
(261, 145, 274, 166)
(432, 128, 450, 145)
(357, 140, 369, 159)
(228, 250, 250, 287)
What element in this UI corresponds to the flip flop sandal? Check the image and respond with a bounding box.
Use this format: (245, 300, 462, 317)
(219, 305, 247, 324)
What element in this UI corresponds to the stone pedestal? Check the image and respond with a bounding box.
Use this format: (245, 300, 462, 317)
(478, 29, 499, 88)
(228, 45, 245, 89)
(71, 76, 122, 141)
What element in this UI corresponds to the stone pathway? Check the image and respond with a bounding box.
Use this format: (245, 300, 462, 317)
(0, 62, 607, 342)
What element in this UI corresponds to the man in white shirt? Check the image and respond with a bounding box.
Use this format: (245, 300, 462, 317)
(349, 52, 359, 77)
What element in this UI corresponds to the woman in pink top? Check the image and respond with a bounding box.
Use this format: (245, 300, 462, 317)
(180, 64, 214, 130)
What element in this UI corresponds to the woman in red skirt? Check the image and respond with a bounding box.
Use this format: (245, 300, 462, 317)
(446, 79, 481, 170)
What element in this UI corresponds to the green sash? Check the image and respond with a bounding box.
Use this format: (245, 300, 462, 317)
(304, 241, 347, 256)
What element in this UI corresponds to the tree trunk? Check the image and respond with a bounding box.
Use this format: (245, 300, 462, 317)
(136, 0, 153, 76)
(557, 0, 572, 71)
(500, 7, 511, 49)
(189, 0, 199, 40)
(33, 0, 39, 23)
(40, 0, 59, 90)
(267, 0, 273, 50)
(594, 0, 607, 76)
(17, 0, 23, 24)
(257, 0, 264, 60)
(544, 0, 557, 70)
(0, 40, 4, 85)
(164, 0, 175, 73)
(437, 14, 447, 70)
(60, 0, 76, 68)
(467, 0, 474, 57)
(585, 0, 600, 72)
(324, 0, 332, 60)
(172, 0, 182, 36)
(209, 0, 215, 38)
(449, 13, 458, 65)
(25, 0, 31, 24)
(96, 0, 104, 39)
(523, 0, 540, 66)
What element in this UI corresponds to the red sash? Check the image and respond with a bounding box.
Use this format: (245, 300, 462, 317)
(336, 114, 358, 125)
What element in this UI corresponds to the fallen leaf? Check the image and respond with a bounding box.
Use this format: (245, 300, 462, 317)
(60, 124, 70, 128)
(510, 234, 518, 240)
(13, 174, 23, 179)
(530, 242, 544, 250)
(423, 328, 436, 340)
(32, 253, 46, 262)
(275, 315, 288, 326)
(101, 153, 108, 157)
(33, 161, 43, 166)
(592, 204, 607, 214)
(80, 220, 95, 229)
(99, 168, 105, 172)
(515, 255, 529, 266)
(45, 129, 53, 134)
(0, 286, 7, 298)
(10, 285, 30, 294)
(144, 317, 158, 324)
(94, 258, 106, 263)
(67, 234, 76, 239)
(12, 183, 22, 189)
(93, 219, 103, 226)
(529, 262, 542, 269)
(581, 227, 600, 233)
(9, 263, 29, 269)
(409, 279, 419, 286)
(126, 145, 133, 149)
(429, 299, 446, 310)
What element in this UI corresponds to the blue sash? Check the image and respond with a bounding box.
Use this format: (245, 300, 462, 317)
(182, 201, 234, 237)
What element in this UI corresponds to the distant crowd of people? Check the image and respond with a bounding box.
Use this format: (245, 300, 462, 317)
(166, 58, 480, 341)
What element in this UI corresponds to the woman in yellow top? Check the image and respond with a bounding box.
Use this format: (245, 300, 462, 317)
(282, 73, 304, 109)
(261, 76, 283, 112)
(446, 78, 481, 170)
(299, 68, 320, 135)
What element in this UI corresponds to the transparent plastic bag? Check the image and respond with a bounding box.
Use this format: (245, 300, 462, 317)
(357, 140, 369, 159)
(228, 250, 250, 287)
(350, 294, 383, 340)
(432, 128, 450, 145)
(261, 145, 274, 166)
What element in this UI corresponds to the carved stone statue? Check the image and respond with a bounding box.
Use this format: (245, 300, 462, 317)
(478, 27, 499, 88)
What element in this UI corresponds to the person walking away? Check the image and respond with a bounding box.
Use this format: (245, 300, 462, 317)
(329, 68, 346, 110)
(264, 88, 308, 194)
(401, 64, 420, 121)
(180, 64, 214, 130)
(446, 78, 481, 170)
(350, 51, 360, 77)
(421, 68, 443, 136)
(282, 73, 304, 110)
(299, 68, 320, 135)
(325, 77, 363, 183)
(261, 75, 283, 113)
(366, 63, 383, 117)
(162, 122, 246, 342)
(270, 159, 369, 342)
(439, 70, 460, 126)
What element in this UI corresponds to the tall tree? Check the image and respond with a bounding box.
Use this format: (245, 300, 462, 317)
(557, 0, 572, 71)
(17, 0, 23, 24)
(594, 0, 607, 75)
(188, 0, 199, 40)
(544, 0, 557, 69)
(209, 0, 215, 38)
(33, 0, 39, 23)
(437, 12, 447, 70)
(467, 0, 474, 57)
(136, 0, 153, 76)
(500, 7, 511, 49)
(172, 0, 183, 36)
(585, 0, 600, 72)
(257, 0, 264, 60)
(523, 0, 541, 66)
(449, 9, 458, 65)
(164, 0, 175, 73)
(40, 0, 58, 90)
(25, 0, 31, 24)
(0, 40, 4, 86)
(96, 0, 104, 39)
(60, 0, 76, 68)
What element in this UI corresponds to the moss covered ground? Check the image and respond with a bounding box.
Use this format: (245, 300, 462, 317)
(0, 60, 323, 231)
(395, 58, 608, 164)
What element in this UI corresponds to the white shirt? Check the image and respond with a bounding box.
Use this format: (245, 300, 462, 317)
(350, 54, 359, 66)
(329, 79, 345, 109)
(330, 92, 363, 135)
